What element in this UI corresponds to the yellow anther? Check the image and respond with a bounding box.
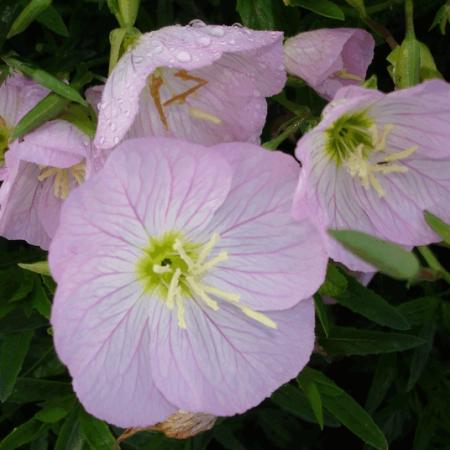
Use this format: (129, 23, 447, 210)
(37, 162, 86, 199)
(188, 107, 222, 125)
(239, 305, 277, 329)
(333, 70, 363, 81)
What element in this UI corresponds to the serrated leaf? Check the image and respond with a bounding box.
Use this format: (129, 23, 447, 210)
(297, 371, 324, 429)
(329, 229, 420, 280)
(4, 57, 86, 106)
(334, 274, 411, 330)
(0, 418, 47, 450)
(303, 368, 388, 450)
(287, 0, 344, 20)
(36, 5, 69, 37)
(79, 409, 116, 450)
(0, 330, 33, 401)
(319, 326, 425, 355)
(236, 0, 275, 29)
(7, 0, 52, 38)
(424, 211, 450, 245)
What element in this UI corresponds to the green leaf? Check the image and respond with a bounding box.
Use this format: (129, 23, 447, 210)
(31, 278, 52, 319)
(314, 294, 331, 337)
(10, 93, 69, 141)
(424, 211, 450, 245)
(236, 0, 275, 29)
(0, 418, 47, 450)
(319, 326, 426, 355)
(3, 57, 87, 106)
(334, 274, 411, 330)
(297, 371, 324, 429)
(365, 353, 397, 413)
(79, 408, 117, 450)
(18, 261, 51, 276)
(60, 104, 97, 138)
(0, 310, 47, 336)
(55, 406, 85, 450)
(118, 0, 140, 27)
(303, 368, 388, 450)
(108, 27, 127, 73)
(328, 229, 420, 280)
(6, 0, 52, 38)
(287, 0, 345, 20)
(36, 5, 69, 37)
(9, 378, 72, 404)
(318, 263, 347, 298)
(0, 330, 33, 401)
(35, 406, 70, 423)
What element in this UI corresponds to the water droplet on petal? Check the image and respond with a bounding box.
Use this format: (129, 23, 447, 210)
(97, 102, 103, 110)
(229, 39, 236, 45)
(206, 27, 225, 37)
(232, 22, 244, 28)
(197, 35, 211, 46)
(133, 55, 144, 64)
(113, 136, 120, 144)
(189, 19, 206, 28)
(176, 51, 192, 62)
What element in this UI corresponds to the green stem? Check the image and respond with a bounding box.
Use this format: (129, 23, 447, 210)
(363, 16, 398, 49)
(263, 118, 305, 150)
(405, 0, 415, 38)
(418, 246, 450, 284)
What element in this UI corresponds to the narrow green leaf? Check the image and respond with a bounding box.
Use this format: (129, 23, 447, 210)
(7, 0, 52, 38)
(9, 378, 72, 404)
(60, 104, 96, 138)
(236, 0, 275, 29)
(287, 0, 345, 20)
(79, 408, 117, 450)
(297, 371, 324, 429)
(18, 261, 50, 276)
(0, 419, 46, 450)
(10, 93, 68, 141)
(36, 6, 69, 37)
(424, 211, 450, 244)
(0, 330, 33, 401)
(109, 27, 127, 73)
(35, 406, 70, 423)
(303, 368, 388, 450)
(31, 278, 52, 319)
(328, 229, 420, 280)
(318, 262, 347, 298)
(334, 275, 411, 330)
(313, 294, 331, 337)
(4, 57, 86, 106)
(319, 326, 425, 355)
(365, 353, 397, 413)
(0, 310, 47, 336)
(55, 406, 85, 450)
(118, 0, 140, 27)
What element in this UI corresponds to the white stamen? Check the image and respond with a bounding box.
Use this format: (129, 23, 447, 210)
(239, 305, 277, 329)
(173, 239, 195, 269)
(193, 251, 228, 275)
(202, 284, 240, 303)
(167, 268, 181, 310)
(197, 233, 220, 265)
(186, 276, 219, 310)
(175, 288, 187, 329)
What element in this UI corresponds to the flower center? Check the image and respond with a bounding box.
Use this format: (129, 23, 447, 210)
(0, 115, 9, 167)
(37, 162, 86, 199)
(325, 112, 417, 197)
(148, 68, 221, 131)
(136, 231, 276, 330)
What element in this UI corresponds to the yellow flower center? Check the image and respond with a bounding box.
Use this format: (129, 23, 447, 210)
(37, 162, 86, 199)
(136, 232, 276, 330)
(148, 68, 222, 131)
(326, 112, 417, 197)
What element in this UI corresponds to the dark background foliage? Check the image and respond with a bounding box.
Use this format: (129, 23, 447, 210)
(0, 0, 449, 449)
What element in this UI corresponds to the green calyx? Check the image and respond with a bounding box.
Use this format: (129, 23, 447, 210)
(325, 111, 374, 165)
(0, 115, 10, 166)
(136, 231, 199, 299)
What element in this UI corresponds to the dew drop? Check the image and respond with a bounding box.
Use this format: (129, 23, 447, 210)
(133, 55, 144, 64)
(232, 22, 244, 28)
(197, 35, 211, 46)
(113, 136, 120, 144)
(207, 27, 225, 37)
(189, 19, 206, 28)
(176, 51, 192, 62)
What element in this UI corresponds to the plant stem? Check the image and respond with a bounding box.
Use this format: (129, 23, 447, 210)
(405, 0, 415, 38)
(363, 16, 398, 49)
(418, 246, 450, 284)
(263, 118, 305, 150)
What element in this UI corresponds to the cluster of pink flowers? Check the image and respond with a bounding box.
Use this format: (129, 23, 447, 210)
(1, 23, 449, 428)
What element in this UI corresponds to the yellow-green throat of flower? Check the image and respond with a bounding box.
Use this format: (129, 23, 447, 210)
(0, 115, 10, 167)
(325, 111, 417, 197)
(137, 231, 276, 330)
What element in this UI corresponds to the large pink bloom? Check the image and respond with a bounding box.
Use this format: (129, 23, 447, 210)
(284, 28, 374, 100)
(292, 80, 450, 271)
(49, 137, 327, 427)
(0, 121, 90, 249)
(94, 24, 285, 149)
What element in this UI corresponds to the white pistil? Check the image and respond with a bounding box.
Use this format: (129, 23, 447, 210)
(343, 124, 417, 198)
(188, 107, 222, 125)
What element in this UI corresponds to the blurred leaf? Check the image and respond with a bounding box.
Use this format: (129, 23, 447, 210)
(0, 418, 47, 450)
(314, 294, 331, 337)
(297, 370, 324, 429)
(3, 57, 87, 106)
(35, 406, 70, 423)
(0, 310, 47, 336)
(36, 5, 69, 37)
(79, 408, 116, 450)
(31, 278, 52, 319)
(9, 378, 72, 404)
(236, 0, 275, 29)
(365, 353, 397, 413)
(55, 406, 85, 450)
(303, 368, 388, 450)
(213, 426, 247, 450)
(0, 330, 33, 401)
(398, 296, 440, 326)
(328, 229, 420, 280)
(334, 274, 411, 330)
(6, 0, 52, 38)
(286, 0, 345, 20)
(18, 261, 50, 276)
(430, 2, 450, 34)
(319, 326, 425, 355)
(424, 211, 450, 244)
(0, 267, 34, 302)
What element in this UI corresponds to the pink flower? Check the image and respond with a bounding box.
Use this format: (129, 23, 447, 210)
(284, 28, 374, 100)
(49, 137, 327, 427)
(94, 23, 286, 149)
(292, 80, 450, 271)
(0, 120, 91, 249)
